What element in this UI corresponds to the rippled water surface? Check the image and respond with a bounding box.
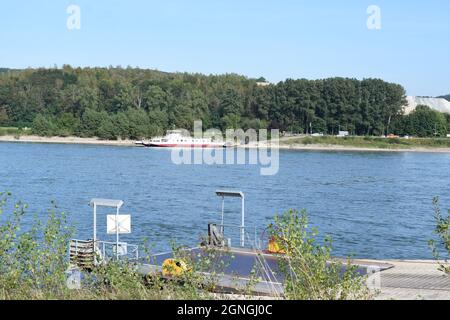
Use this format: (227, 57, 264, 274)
(1, 142, 449, 259)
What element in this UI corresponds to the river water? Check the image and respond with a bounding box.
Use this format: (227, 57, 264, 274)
(1, 142, 449, 259)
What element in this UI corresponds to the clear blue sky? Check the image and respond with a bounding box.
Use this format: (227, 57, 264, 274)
(1, 0, 449, 96)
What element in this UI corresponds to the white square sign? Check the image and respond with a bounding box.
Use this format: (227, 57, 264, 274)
(107, 215, 131, 234)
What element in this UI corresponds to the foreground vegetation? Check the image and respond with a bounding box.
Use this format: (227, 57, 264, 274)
(429, 198, 449, 274)
(269, 210, 371, 300)
(0, 192, 221, 300)
(0, 192, 372, 300)
(282, 135, 450, 149)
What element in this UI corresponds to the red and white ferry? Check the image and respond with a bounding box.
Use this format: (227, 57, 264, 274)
(135, 130, 226, 148)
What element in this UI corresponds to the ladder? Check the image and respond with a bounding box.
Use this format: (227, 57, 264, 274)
(69, 239, 96, 270)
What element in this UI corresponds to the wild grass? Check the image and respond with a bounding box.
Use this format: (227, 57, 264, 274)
(282, 136, 450, 149)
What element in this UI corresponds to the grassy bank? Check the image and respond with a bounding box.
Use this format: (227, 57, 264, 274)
(0, 127, 31, 136)
(281, 136, 450, 150)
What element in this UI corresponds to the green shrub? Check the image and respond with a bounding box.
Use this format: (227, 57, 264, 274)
(0, 192, 74, 299)
(269, 209, 371, 300)
(429, 197, 449, 274)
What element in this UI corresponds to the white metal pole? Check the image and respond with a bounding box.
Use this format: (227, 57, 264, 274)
(116, 206, 119, 261)
(93, 203, 97, 265)
(221, 197, 225, 229)
(241, 195, 245, 247)
(93, 204, 97, 245)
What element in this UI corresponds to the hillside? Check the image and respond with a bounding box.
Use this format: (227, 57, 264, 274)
(404, 96, 450, 114)
(0, 67, 408, 139)
(438, 95, 450, 102)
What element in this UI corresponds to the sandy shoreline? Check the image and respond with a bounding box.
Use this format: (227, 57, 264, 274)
(1, 135, 450, 154)
(0, 135, 135, 147)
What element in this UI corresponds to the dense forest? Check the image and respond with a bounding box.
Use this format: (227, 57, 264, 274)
(0, 66, 448, 139)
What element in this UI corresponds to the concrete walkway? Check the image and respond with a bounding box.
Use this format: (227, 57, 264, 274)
(365, 260, 450, 300)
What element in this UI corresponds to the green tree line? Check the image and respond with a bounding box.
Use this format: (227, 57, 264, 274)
(392, 105, 450, 138)
(0, 66, 448, 139)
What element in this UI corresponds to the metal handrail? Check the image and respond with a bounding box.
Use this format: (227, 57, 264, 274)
(97, 240, 139, 261)
(213, 223, 260, 248)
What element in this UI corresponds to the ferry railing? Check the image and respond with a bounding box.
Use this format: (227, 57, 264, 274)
(214, 224, 262, 249)
(97, 240, 140, 262)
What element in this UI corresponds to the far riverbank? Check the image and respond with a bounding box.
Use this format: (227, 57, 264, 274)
(0, 135, 135, 147)
(2, 135, 450, 154)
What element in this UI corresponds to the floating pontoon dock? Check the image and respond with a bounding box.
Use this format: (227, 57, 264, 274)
(68, 193, 450, 300)
(138, 246, 395, 297)
(138, 250, 450, 299)
(136, 189, 394, 297)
